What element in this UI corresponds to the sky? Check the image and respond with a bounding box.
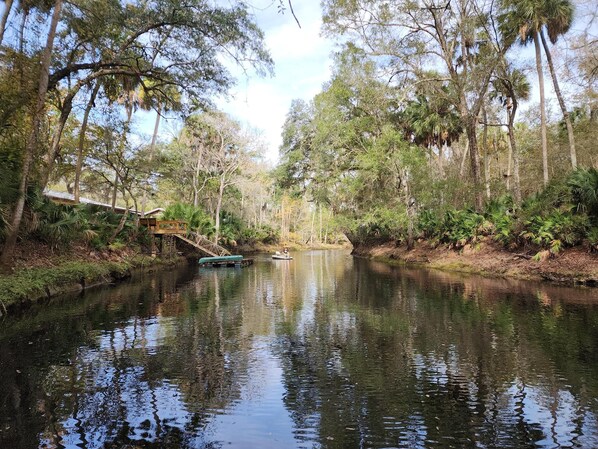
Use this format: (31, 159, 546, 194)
(214, 1, 335, 164)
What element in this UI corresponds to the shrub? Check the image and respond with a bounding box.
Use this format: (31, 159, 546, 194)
(162, 203, 215, 237)
(484, 196, 515, 246)
(567, 167, 598, 218)
(439, 209, 490, 247)
(520, 209, 589, 254)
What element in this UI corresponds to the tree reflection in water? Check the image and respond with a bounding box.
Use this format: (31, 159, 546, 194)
(1, 251, 598, 448)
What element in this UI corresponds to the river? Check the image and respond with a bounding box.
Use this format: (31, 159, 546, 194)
(1, 250, 598, 448)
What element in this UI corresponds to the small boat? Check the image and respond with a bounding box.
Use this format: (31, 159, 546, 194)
(272, 251, 293, 260)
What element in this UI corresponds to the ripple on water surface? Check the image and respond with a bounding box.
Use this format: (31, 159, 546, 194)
(2, 251, 598, 449)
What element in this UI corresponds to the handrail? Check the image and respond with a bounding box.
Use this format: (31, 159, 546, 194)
(188, 231, 231, 256)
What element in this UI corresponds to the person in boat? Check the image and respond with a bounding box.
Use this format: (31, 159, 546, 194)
(283, 247, 289, 255)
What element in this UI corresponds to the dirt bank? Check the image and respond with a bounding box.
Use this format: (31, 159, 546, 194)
(352, 239, 598, 286)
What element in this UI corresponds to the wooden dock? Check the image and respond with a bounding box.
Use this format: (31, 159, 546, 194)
(199, 258, 253, 268)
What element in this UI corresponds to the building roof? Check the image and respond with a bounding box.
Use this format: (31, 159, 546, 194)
(44, 190, 163, 216)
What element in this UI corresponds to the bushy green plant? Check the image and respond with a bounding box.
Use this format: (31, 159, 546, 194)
(81, 206, 137, 249)
(567, 167, 598, 218)
(520, 208, 588, 253)
(484, 196, 515, 246)
(587, 227, 598, 251)
(417, 209, 441, 239)
(27, 193, 91, 250)
(439, 209, 490, 247)
(521, 177, 572, 219)
(162, 203, 215, 236)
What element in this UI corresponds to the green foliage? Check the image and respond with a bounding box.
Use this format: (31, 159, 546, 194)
(567, 167, 598, 218)
(521, 177, 572, 218)
(21, 190, 139, 251)
(587, 227, 598, 250)
(26, 191, 91, 250)
(484, 196, 516, 246)
(239, 224, 279, 245)
(439, 209, 491, 247)
(521, 209, 588, 253)
(162, 203, 215, 237)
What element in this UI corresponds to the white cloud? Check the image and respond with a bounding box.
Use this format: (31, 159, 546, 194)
(216, 1, 334, 163)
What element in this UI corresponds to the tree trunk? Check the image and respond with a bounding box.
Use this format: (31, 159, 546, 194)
(141, 106, 161, 215)
(111, 171, 119, 211)
(213, 174, 225, 244)
(0, 0, 14, 46)
(506, 131, 512, 192)
(508, 100, 522, 205)
(41, 92, 74, 189)
(403, 171, 414, 250)
(540, 29, 577, 169)
(482, 107, 491, 200)
(465, 119, 483, 211)
(534, 32, 549, 186)
(0, 0, 62, 270)
(74, 82, 100, 202)
(192, 143, 204, 208)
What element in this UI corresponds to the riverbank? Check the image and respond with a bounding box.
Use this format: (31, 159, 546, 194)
(0, 243, 186, 315)
(0, 239, 350, 315)
(352, 239, 598, 286)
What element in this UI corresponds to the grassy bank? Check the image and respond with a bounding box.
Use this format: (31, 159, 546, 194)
(0, 255, 183, 315)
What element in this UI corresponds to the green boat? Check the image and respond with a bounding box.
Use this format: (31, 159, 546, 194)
(198, 255, 243, 264)
(198, 255, 253, 267)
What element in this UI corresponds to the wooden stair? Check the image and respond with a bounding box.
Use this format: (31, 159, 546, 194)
(174, 232, 230, 257)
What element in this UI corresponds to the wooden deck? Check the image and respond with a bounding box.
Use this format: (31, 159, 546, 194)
(139, 219, 188, 235)
(138, 219, 231, 257)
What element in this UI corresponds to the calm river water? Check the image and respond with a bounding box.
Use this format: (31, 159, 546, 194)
(2, 250, 598, 448)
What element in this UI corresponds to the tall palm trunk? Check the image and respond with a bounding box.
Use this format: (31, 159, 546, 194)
(540, 29, 577, 169)
(74, 82, 100, 202)
(0, 0, 62, 270)
(0, 0, 14, 46)
(507, 98, 522, 205)
(533, 32, 549, 186)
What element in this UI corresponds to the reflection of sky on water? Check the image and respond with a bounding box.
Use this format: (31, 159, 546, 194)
(3, 251, 598, 448)
(207, 339, 303, 449)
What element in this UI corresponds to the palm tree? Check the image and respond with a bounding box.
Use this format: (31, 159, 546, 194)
(540, 0, 576, 169)
(500, 0, 550, 186)
(500, 0, 576, 184)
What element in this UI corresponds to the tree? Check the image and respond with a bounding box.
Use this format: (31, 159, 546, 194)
(0, 0, 13, 46)
(499, 0, 575, 182)
(73, 82, 100, 202)
(322, 0, 505, 211)
(202, 113, 256, 245)
(539, 0, 576, 168)
(492, 66, 531, 204)
(0, 0, 63, 270)
(0, 0, 273, 265)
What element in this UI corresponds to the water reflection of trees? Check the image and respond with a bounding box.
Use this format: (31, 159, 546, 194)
(0, 267, 250, 449)
(2, 253, 598, 448)
(275, 257, 598, 448)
